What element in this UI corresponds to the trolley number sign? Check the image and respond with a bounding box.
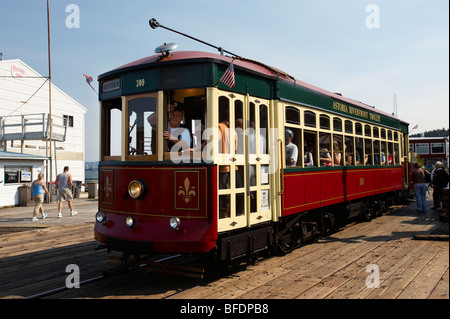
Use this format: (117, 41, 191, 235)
(102, 78, 120, 93)
(135, 78, 145, 88)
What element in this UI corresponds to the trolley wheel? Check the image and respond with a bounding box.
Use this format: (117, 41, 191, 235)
(275, 234, 295, 254)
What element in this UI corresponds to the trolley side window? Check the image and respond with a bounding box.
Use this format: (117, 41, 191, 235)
(285, 126, 301, 167)
(365, 139, 373, 165)
(319, 132, 332, 167)
(284, 106, 302, 168)
(355, 137, 364, 165)
(100, 97, 122, 160)
(345, 135, 355, 166)
(285, 107, 300, 125)
(304, 131, 317, 167)
(333, 134, 343, 166)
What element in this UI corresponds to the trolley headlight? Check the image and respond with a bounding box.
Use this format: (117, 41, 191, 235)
(96, 211, 106, 223)
(169, 217, 181, 230)
(125, 216, 136, 228)
(128, 180, 145, 199)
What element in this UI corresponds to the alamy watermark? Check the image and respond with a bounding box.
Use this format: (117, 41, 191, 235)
(365, 264, 380, 288)
(65, 264, 80, 288)
(65, 4, 80, 29)
(365, 4, 380, 29)
(64, 4, 381, 30)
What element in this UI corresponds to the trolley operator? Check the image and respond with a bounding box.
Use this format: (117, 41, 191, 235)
(147, 102, 191, 152)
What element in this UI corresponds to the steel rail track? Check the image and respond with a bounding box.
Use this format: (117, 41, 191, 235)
(24, 254, 183, 299)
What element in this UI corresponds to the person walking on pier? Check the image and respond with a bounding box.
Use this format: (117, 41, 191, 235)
(431, 161, 449, 211)
(411, 163, 427, 213)
(31, 173, 49, 221)
(55, 166, 78, 218)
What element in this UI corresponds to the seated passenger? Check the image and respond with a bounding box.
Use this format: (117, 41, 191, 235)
(374, 154, 380, 165)
(285, 129, 298, 167)
(334, 151, 342, 166)
(355, 149, 361, 165)
(320, 148, 333, 167)
(304, 141, 314, 167)
(381, 152, 386, 165)
(346, 154, 353, 166)
(333, 142, 342, 166)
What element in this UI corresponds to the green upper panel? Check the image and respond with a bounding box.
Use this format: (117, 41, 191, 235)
(98, 51, 407, 131)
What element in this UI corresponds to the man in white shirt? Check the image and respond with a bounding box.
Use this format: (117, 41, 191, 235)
(164, 102, 191, 151)
(285, 129, 298, 167)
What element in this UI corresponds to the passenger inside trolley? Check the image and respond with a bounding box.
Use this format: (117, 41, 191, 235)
(285, 129, 298, 167)
(320, 148, 333, 167)
(304, 140, 314, 167)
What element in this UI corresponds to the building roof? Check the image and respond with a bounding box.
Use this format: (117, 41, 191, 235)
(0, 59, 87, 114)
(0, 151, 49, 160)
(409, 136, 449, 141)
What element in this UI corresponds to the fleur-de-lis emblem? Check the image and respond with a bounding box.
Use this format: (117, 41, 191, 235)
(178, 177, 196, 203)
(104, 176, 112, 199)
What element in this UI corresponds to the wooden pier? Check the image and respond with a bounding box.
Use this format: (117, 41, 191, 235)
(171, 205, 448, 299)
(0, 197, 448, 299)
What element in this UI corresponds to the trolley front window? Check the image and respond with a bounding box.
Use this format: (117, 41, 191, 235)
(100, 89, 207, 162)
(129, 94, 158, 158)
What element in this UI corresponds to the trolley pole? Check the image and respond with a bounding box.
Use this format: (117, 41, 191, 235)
(47, 0, 53, 201)
(149, 18, 241, 58)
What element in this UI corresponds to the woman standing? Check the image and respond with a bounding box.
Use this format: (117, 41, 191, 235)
(411, 163, 427, 213)
(31, 173, 50, 221)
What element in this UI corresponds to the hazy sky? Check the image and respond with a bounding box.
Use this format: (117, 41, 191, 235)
(1, 0, 448, 161)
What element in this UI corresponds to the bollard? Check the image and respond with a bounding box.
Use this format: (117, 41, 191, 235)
(88, 182, 98, 199)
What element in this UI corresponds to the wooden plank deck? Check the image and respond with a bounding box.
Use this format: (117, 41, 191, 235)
(171, 204, 448, 300)
(0, 197, 447, 299)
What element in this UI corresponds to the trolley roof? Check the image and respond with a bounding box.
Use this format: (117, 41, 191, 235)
(98, 51, 408, 131)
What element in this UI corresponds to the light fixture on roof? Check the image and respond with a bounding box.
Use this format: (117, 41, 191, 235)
(155, 42, 178, 54)
(155, 42, 178, 60)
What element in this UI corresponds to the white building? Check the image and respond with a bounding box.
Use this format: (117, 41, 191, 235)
(0, 151, 47, 207)
(0, 59, 86, 205)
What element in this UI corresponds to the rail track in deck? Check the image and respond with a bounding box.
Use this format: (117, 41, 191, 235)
(0, 203, 447, 299)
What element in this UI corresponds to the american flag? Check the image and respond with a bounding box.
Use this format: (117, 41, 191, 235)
(83, 73, 93, 84)
(219, 61, 235, 89)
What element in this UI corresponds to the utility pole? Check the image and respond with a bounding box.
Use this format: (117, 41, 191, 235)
(47, 0, 53, 201)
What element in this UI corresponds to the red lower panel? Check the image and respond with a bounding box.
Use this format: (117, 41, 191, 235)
(283, 167, 403, 216)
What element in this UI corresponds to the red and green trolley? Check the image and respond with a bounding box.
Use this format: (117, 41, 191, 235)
(94, 46, 411, 260)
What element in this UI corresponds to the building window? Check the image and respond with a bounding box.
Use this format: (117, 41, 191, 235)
(431, 143, 444, 154)
(415, 143, 429, 154)
(63, 115, 74, 128)
(4, 166, 32, 184)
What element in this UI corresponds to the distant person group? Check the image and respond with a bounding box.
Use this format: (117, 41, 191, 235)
(30, 166, 77, 221)
(411, 161, 448, 213)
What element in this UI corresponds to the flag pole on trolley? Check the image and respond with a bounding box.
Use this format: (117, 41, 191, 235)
(215, 58, 236, 89)
(83, 73, 98, 95)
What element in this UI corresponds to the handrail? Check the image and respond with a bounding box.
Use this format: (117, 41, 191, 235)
(278, 139, 284, 195)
